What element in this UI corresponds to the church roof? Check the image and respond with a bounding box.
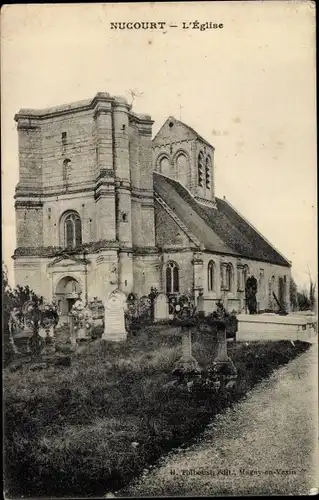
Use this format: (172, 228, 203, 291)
(153, 172, 291, 267)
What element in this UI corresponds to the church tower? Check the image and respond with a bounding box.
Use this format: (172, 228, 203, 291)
(152, 116, 216, 207)
(13, 92, 157, 313)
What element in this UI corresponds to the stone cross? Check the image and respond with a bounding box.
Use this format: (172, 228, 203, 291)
(182, 329, 192, 358)
(211, 320, 237, 386)
(69, 314, 77, 346)
(214, 325, 228, 362)
(179, 103, 184, 120)
(173, 326, 201, 379)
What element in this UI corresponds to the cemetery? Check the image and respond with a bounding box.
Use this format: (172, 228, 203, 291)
(3, 281, 316, 498)
(3, 90, 316, 498)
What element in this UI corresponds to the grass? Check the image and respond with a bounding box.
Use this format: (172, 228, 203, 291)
(3, 324, 310, 498)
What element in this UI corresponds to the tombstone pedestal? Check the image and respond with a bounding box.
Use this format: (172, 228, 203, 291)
(102, 332, 127, 342)
(41, 337, 56, 356)
(76, 327, 91, 340)
(173, 328, 201, 376)
(210, 324, 237, 387)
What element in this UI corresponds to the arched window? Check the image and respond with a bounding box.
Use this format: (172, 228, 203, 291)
(176, 153, 189, 187)
(205, 155, 211, 189)
(159, 156, 170, 176)
(207, 260, 215, 292)
(62, 211, 82, 249)
(225, 264, 233, 291)
(166, 262, 179, 294)
(198, 152, 204, 187)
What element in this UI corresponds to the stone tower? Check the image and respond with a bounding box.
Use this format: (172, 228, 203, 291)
(152, 116, 216, 207)
(13, 92, 158, 312)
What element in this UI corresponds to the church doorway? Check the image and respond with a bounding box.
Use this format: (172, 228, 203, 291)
(55, 276, 81, 323)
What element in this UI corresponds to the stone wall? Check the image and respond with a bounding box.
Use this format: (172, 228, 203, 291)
(41, 194, 97, 247)
(154, 201, 192, 248)
(132, 254, 161, 297)
(14, 93, 155, 255)
(16, 205, 44, 248)
(16, 119, 42, 188)
(199, 252, 291, 314)
(152, 117, 215, 203)
(14, 250, 120, 304)
(41, 111, 96, 190)
(160, 251, 194, 295)
(153, 138, 193, 187)
(14, 257, 45, 296)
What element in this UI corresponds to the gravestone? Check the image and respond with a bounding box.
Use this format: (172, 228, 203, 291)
(70, 300, 94, 342)
(154, 293, 169, 322)
(209, 310, 237, 388)
(77, 307, 94, 340)
(38, 302, 59, 339)
(138, 295, 152, 322)
(102, 290, 127, 342)
(173, 307, 201, 377)
(127, 293, 138, 320)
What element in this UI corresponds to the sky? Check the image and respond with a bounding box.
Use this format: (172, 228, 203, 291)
(1, 1, 317, 290)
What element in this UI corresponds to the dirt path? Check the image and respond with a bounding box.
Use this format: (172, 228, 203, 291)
(123, 344, 318, 497)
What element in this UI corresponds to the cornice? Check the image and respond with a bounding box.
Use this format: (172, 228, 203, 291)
(13, 242, 163, 259)
(14, 181, 155, 203)
(132, 246, 160, 255)
(15, 180, 118, 201)
(96, 169, 115, 181)
(129, 111, 154, 126)
(195, 196, 217, 209)
(152, 138, 193, 150)
(160, 246, 197, 253)
(15, 200, 43, 209)
(14, 92, 132, 122)
(13, 240, 121, 259)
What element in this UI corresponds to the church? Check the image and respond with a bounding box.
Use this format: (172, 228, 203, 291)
(13, 91, 291, 319)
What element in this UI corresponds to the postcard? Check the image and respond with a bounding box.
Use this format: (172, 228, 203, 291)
(2, 2, 317, 498)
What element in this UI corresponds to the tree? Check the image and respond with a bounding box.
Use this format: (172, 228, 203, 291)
(2, 262, 43, 339)
(290, 270, 317, 312)
(289, 276, 298, 311)
(307, 267, 316, 312)
(126, 88, 144, 107)
(297, 289, 311, 311)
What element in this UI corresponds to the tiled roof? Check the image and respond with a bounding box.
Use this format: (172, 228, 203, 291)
(153, 172, 291, 267)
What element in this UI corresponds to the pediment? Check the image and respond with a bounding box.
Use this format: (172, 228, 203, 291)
(48, 253, 89, 268)
(152, 117, 196, 146)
